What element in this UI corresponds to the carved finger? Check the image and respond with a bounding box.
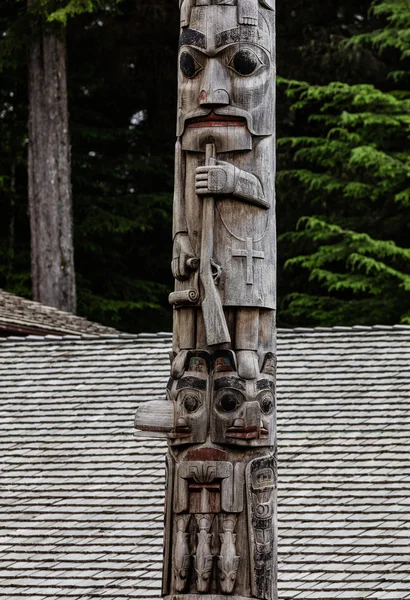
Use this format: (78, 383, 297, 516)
(196, 174, 208, 181)
(196, 166, 209, 174)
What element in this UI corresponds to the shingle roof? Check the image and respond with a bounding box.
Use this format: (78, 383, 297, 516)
(0, 289, 119, 336)
(1, 327, 410, 599)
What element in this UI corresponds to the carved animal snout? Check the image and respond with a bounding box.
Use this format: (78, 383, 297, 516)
(245, 401, 261, 436)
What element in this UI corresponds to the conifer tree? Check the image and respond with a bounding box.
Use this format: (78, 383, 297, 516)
(277, 0, 410, 326)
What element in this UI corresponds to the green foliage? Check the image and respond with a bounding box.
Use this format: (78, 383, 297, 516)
(353, 0, 410, 63)
(48, 0, 124, 24)
(277, 0, 410, 326)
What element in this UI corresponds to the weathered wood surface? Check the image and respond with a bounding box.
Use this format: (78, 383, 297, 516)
(135, 1, 277, 599)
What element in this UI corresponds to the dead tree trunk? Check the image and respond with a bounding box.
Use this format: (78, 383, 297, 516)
(28, 7, 76, 313)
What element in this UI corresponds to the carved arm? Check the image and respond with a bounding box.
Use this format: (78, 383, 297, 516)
(195, 158, 270, 209)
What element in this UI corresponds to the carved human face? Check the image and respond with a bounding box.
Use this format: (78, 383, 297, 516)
(210, 353, 275, 447)
(168, 354, 209, 446)
(177, 5, 274, 138)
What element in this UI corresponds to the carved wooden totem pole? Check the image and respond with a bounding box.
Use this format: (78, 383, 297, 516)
(135, 1, 276, 599)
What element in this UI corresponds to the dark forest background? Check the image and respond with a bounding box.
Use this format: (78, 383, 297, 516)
(1, 0, 410, 332)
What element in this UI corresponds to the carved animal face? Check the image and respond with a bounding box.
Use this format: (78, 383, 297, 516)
(168, 355, 210, 446)
(211, 372, 275, 447)
(177, 4, 274, 138)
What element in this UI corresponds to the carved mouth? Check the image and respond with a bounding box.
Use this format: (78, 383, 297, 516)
(187, 111, 246, 128)
(226, 426, 269, 440)
(168, 426, 192, 439)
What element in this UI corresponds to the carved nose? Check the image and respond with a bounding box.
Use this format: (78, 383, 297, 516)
(199, 58, 231, 106)
(176, 417, 187, 427)
(233, 418, 245, 428)
(199, 89, 230, 106)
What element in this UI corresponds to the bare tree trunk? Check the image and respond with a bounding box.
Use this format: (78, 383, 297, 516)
(7, 161, 16, 287)
(28, 8, 76, 313)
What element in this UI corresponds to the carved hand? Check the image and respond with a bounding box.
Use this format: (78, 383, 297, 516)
(196, 158, 236, 196)
(172, 232, 197, 281)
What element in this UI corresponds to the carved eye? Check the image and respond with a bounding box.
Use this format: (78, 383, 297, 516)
(184, 395, 199, 412)
(183, 394, 200, 412)
(180, 51, 201, 78)
(230, 49, 260, 76)
(259, 392, 274, 415)
(219, 393, 239, 412)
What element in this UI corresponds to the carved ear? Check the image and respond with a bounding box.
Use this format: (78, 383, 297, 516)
(212, 349, 237, 373)
(259, 0, 275, 9)
(260, 351, 276, 376)
(180, 0, 194, 27)
(185, 350, 211, 374)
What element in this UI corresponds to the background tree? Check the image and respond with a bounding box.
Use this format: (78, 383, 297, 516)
(276, 0, 410, 326)
(28, 0, 76, 312)
(1, 0, 409, 331)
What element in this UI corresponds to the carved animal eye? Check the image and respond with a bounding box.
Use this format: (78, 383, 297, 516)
(230, 49, 260, 76)
(219, 393, 239, 412)
(259, 392, 274, 415)
(180, 51, 201, 78)
(183, 394, 200, 412)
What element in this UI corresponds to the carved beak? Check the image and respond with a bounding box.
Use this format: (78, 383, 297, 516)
(134, 399, 173, 438)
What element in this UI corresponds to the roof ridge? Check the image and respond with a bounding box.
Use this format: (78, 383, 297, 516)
(1, 324, 410, 343)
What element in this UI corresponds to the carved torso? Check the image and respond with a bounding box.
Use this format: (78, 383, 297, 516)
(183, 138, 275, 308)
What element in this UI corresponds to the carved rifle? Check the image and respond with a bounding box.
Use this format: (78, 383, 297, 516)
(200, 143, 231, 346)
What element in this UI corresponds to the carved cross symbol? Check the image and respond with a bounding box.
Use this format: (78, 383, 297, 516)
(232, 237, 264, 285)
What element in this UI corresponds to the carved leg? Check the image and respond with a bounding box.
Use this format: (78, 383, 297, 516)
(196, 309, 207, 349)
(218, 514, 240, 593)
(174, 515, 192, 592)
(235, 307, 259, 379)
(194, 514, 214, 593)
(172, 308, 196, 378)
(177, 307, 196, 350)
(258, 308, 275, 357)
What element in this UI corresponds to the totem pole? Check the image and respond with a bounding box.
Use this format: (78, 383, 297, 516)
(135, 1, 276, 599)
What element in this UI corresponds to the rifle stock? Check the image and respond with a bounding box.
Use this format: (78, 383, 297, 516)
(200, 144, 231, 346)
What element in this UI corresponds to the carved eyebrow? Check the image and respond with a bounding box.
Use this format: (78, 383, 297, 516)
(256, 379, 275, 391)
(214, 377, 246, 391)
(177, 376, 207, 390)
(215, 27, 270, 51)
(179, 29, 206, 50)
